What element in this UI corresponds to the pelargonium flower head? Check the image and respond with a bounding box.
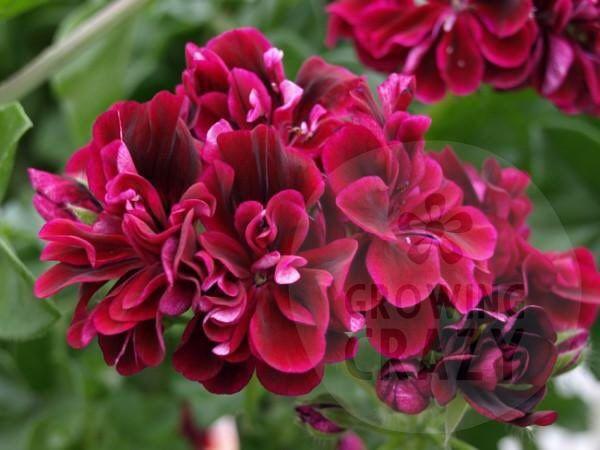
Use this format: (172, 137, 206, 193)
(182, 28, 377, 155)
(327, 0, 538, 102)
(173, 125, 359, 396)
(531, 0, 600, 114)
(321, 75, 497, 359)
(433, 148, 533, 310)
(432, 306, 558, 427)
(523, 247, 600, 331)
(31, 91, 213, 375)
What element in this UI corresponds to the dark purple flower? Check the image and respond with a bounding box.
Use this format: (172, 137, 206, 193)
(431, 306, 558, 427)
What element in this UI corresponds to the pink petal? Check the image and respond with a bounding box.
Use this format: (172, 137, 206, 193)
(249, 288, 326, 373)
(336, 176, 394, 240)
(436, 15, 484, 96)
(256, 360, 323, 396)
(367, 238, 440, 308)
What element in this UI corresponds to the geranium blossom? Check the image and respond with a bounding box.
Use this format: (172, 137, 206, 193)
(327, 0, 537, 102)
(432, 307, 558, 426)
(321, 75, 497, 359)
(32, 91, 210, 375)
(327, 0, 600, 115)
(530, 0, 600, 114)
(29, 27, 600, 430)
(182, 27, 375, 155)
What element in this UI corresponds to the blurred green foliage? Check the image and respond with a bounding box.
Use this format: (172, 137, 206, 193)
(0, 0, 599, 449)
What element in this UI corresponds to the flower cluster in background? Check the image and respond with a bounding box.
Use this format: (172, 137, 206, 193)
(327, 0, 600, 115)
(29, 27, 600, 430)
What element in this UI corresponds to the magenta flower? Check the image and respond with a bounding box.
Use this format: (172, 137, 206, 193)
(327, 0, 537, 102)
(322, 75, 496, 359)
(432, 306, 558, 427)
(32, 91, 212, 375)
(523, 247, 600, 331)
(173, 125, 358, 395)
(327, 0, 600, 115)
(432, 148, 533, 311)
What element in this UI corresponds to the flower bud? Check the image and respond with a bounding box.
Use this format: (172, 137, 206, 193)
(376, 360, 432, 415)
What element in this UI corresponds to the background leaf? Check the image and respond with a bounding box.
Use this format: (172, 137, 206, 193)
(0, 102, 31, 202)
(0, 0, 48, 19)
(0, 236, 59, 341)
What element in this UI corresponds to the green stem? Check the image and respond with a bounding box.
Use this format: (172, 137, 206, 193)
(0, 0, 150, 103)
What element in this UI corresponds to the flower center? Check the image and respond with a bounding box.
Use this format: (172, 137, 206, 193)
(254, 271, 269, 286)
(451, 0, 468, 12)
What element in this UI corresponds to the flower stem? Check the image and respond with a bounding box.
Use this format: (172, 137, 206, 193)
(0, 0, 150, 103)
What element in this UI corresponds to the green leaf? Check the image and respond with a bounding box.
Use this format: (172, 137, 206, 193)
(538, 118, 600, 198)
(448, 437, 478, 450)
(445, 396, 470, 447)
(52, 1, 137, 145)
(0, 102, 32, 202)
(0, 236, 59, 341)
(0, 0, 47, 19)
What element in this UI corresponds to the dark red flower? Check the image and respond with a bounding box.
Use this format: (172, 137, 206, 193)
(327, 0, 537, 102)
(32, 92, 212, 375)
(181, 27, 375, 155)
(431, 306, 558, 427)
(173, 125, 359, 395)
(523, 247, 600, 331)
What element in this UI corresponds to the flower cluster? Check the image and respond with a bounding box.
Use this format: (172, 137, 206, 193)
(327, 0, 600, 115)
(31, 28, 600, 428)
